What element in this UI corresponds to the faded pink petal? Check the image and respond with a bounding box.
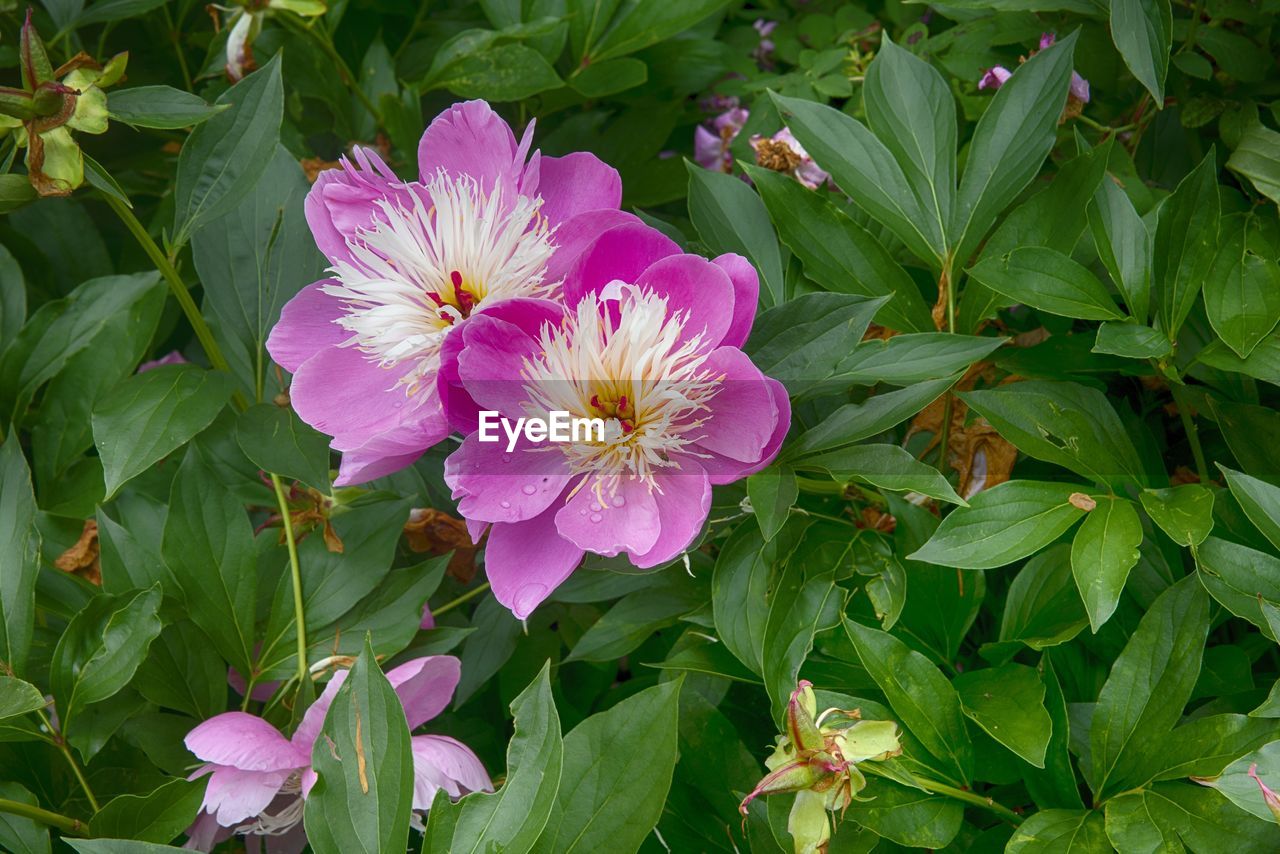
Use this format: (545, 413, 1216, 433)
(185, 712, 306, 771)
(386, 656, 461, 731)
(138, 350, 187, 374)
(198, 765, 293, 827)
(979, 66, 1012, 91)
(411, 734, 493, 808)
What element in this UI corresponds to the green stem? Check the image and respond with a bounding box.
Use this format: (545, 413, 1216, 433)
(102, 194, 248, 411)
(432, 582, 491, 618)
(1171, 383, 1211, 484)
(279, 14, 382, 126)
(936, 261, 956, 478)
(919, 777, 1024, 825)
(161, 3, 194, 92)
(1076, 113, 1138, 135)
(794, 476, 845, 496)
(34, 709, 98, 812)
(0, 798, 88, 836)
(271, 474, 308, 687)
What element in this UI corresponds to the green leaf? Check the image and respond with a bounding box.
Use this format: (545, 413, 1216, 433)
(786, 376, 955, 458)
(1026, 657, 1085, 809)
(0, 441, 39, 677)
(565, 576, 702, 662)
(1089, 175, 1152, 322)
(1196, 537, 1280, 641)
(570, 57, 647, 97)
(1092, 322, 1171, 359)
(0, 781, 49, 854)
(1147, 713, 1280, 782)
(432, 43, 563, 101)
(133, 620, 225, 720)
(447, 664, 563, 854)
(1139, 484, 1215, 546)
(862, 35, 956, 259)
(955, 662, 1052, 767)
(172, 55, 283, 246)
(686, 162, 786, 305)
(999, 545, 1089, 651)
(236, 404, 331, 489)
(950, 32, 1077, 267)
(92, 365, 235, 499)
(587, 0, 729, 61)
(711, 521, 773, 675)
(960, 380, 1146, 489)
(1204, 214, 1280, 358)
(50, 586, 164, 731)
(844, 779, 963, 848)
(532, 679, 681, 854)
(1197, 333, 1280, 384)
(1201, 741, 1280, 823)
(908, 480, 1088, 570)
(193, 144, 324, 397)
(1152, 150, 1220, 339)
(845, 618, 973, 784)
(1227, 121, 1280, 205)
(747, 462, 797, 541)
(771, 92, 945, 264)
(1088, 576, 1209, 801)
(107, 86, 228, 129)
(831, 333, 1005, 388)
(304, 637, 415, 854)
(1106, 783, 1280, 853)
(800, 444, 965, 505)
(89, 777, 207, 844)
(1110, 0, 1172, 102)
(67, 842, 189, 854)
(161, 450, 257, 675)
(1070, 496, 1143, 631)
(967, 247, 1123, 321)
(1006, 809, 1107, 852)
(762, 561, 836, 722)
(747, 165, 932, 332)
(1104, 791, 1184, 853)
(0, 676, 44, 722)
(1220, 465, 1280, 552)
(73, 0, 167, 27)
(745, 293, 885, 392)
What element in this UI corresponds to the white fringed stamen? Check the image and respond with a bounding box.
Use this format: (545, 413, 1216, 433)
(521, 284, 721, 494)
(322, 169, 557, 392)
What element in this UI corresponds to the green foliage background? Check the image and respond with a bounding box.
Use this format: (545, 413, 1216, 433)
(2, 0, 1280, 851)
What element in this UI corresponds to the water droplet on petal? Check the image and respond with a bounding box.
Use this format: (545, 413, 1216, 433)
(579, 508, 588, 516)
(521, 484, 537, 495)
(591, 502, 603, 512)
(500, 500, 511, 509)
(610, 495, 625, 507)
(589, 513, 603, 523)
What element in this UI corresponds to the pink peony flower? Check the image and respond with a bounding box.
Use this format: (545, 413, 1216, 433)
(749, 128, 830, 190)
(695, 105, 749, 173)
(267, 100, 633, 485)
(183, 656, 489, 849)
(978, 66, 1012, 90)
(137, 350, 186, 373)
(444, 222, 790, 618)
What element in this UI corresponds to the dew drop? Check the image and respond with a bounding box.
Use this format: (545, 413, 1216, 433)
(589, 513, 603, 523)
(590, 502, 603, 512)
(521, 484, 537, 495)
(500, 500, 511, 509)
(610, 495, 625, 507)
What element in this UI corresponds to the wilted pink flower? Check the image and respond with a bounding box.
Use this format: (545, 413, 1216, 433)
(445, 222, 790, 618)
(183, 656, 489, 849)
(978, 66, 1012, 90)
(137, 350, 186, 373)
(1038, 33, 1090, 104)
(1249, 763, 1280, 824)
(695, 105, 749, 173)
(749, 128, 829, 189)
(753, 19, 777, 67)
(267, 100, 632, 485)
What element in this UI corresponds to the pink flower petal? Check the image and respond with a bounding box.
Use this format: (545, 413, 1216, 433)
(692, 347, 778, 462)
(201, 765, 292, 827)
(292, 671, 349, 756)
(543, 209, 639, 285)
(305, 147, 407, 266)
(410, 734, 493, 809)
(633, 253, 735, 348)
(563, 222, 680, 310)
(485, 505, 585, 619)
(266, 280, 346, 374)
(712, 254, 760, 349)
(629, 460, 712, 568)
(455, 313, 546, 419)
(537, 152, 622, 228)
(699, 376, 790, 484)
(386, 656, 461, 731)
(554, 476, 661, 558)
(445, 431, 571, 524)
(185, 712, 305, 771)
(416, 100, 523, 195)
